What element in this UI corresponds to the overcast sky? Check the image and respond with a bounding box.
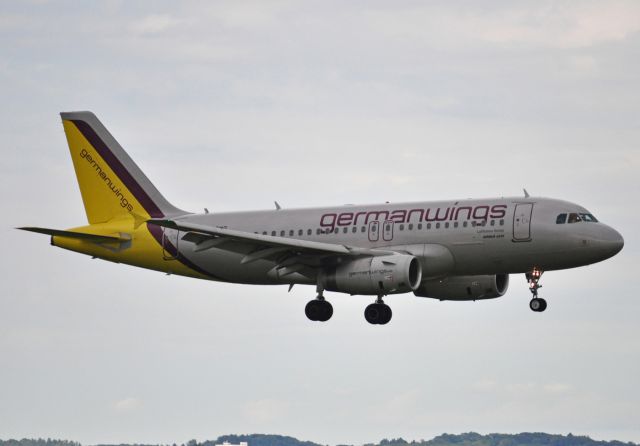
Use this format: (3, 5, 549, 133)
(1, 1, 639, 445)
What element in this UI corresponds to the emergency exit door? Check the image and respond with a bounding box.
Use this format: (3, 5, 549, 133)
(382, 220, 394, 241)
(368, 221, 379, 242)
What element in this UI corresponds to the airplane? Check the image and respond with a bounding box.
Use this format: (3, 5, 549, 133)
(18, 111, 624, 325)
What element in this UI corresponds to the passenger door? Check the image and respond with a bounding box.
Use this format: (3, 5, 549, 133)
(513, 203, 533, 241)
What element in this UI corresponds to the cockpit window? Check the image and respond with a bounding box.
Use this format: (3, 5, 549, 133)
(568, 213, 582, 223)
(558, 212, 598, 224)
(580, 213, 598, 223)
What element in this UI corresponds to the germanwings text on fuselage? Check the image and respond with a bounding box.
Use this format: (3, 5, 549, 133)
(319, 205, 507, 231)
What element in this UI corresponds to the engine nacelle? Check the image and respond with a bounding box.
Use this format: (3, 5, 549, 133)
(414, 274, 509, 301)
(323, 254, 422, 295)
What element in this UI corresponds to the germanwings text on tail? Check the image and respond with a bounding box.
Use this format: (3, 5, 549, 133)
(19, 112, 624, 325)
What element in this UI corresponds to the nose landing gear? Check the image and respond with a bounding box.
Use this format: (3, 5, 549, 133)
(526, 268, 547, 312)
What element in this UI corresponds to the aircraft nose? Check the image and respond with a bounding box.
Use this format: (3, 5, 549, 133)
(603, 225, 624, 257)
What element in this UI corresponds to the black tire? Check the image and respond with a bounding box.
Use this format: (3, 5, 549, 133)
(538, 298, 547, 312)
(379, 304, 392, 325)
(318, 301, 333, 322)
(364, 303, 381, 324)
(305, 300, 321, 321)
(529, 298, 543, 312)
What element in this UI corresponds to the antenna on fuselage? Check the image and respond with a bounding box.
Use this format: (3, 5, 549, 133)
(523, 188, 530, 198)
(274, 201, 282, 210)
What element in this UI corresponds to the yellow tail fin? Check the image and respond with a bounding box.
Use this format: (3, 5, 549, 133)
(61, 111, 183, 224)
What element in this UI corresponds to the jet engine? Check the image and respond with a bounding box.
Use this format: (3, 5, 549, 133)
(414, 274, 509, 300)
(323, 254, 422, 295)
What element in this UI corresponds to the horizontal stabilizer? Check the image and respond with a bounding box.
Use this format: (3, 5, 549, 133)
(17, 227, 129, 243)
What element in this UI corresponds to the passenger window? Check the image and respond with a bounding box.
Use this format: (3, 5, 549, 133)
(361, 226, 366, 232)
(490, 220, 495, 226)
(343, 227, 348, 233)
(568, 213, 581, 224)
(334, 228, 339, 234)
(418, 223, 422, 230)
(500, 219, 504, 226)
(399, 224, 404, 231)
(271, 231, 276, 236)
(436, 223, 441, 229)
(280, 230, 285, 236)
(289, 230, 294, 236)
(352, 227, 357, 233)
(307, 229, 312, 235)
(427, 223, 432, 230)
(262, 231, 267, 235)
(556, 213, 567, 224)
(454, 222, 458, 228)
(463, 221, 468, 228)
(445, 222, 449, 228)
(298, 229, 303, 236)
(408, 224, 413, 230)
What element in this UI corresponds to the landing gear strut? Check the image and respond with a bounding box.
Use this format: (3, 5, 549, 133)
(305, 286, 333, 322)
(526, 268, 547, 312)
(364, 296, 392, 325)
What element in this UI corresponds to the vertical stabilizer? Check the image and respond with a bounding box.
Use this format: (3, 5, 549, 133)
(60, 111, 185, 224)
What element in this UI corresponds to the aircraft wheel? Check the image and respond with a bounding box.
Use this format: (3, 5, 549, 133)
(538, 298, 547, 312)
(364, 304, 380, 324)
(529, 298, 547, 312)
(364, 303, 391, 325)
(305, 300, 321, 321)
(305, 299, 333, 322)
(379, 304, 392, 325)
(318, 300, 333, 322)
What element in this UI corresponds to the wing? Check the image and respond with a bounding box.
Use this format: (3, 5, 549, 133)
(148, 219, 395, 277)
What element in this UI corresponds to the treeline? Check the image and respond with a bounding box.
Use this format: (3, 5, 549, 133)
(434, 432, 637, 446)
(1, 432, 638, 446)
(0, 440, 81, 446)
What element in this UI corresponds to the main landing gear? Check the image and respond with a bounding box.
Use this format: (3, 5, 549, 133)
(305, 289, 333, 322)
(364, 297, 392, 325)
(305, 292, 393, 325)
(526, 268, 547, 312)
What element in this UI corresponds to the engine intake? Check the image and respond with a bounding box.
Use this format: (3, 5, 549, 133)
(324, 254, 422, 295)
(414, 274, 509, 300)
